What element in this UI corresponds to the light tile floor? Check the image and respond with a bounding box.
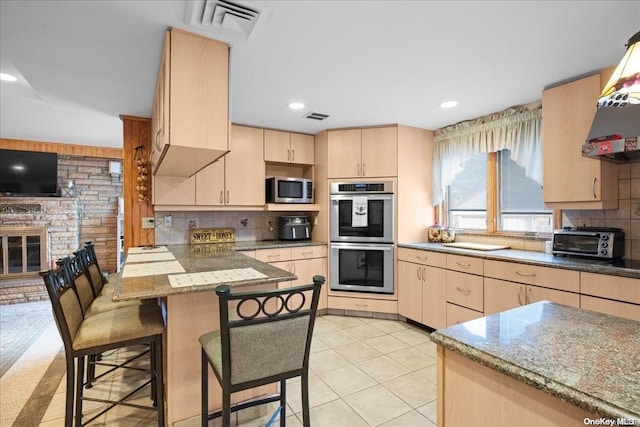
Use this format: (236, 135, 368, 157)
(39, 315, 438, 426)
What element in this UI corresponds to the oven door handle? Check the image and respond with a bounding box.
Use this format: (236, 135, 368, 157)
(331, 243, 394, 251)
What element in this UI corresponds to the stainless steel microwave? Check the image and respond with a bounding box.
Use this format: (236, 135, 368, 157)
(552, 227, 624, 260)
(265, 177, 313, 204)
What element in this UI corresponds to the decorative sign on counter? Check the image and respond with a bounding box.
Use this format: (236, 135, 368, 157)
(190, 228, 235, 244)
(168, 268, 267, 288)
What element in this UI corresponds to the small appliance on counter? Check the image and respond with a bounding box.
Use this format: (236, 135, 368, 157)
(552, 227, 624, 260)
(279, 216, 311, 241)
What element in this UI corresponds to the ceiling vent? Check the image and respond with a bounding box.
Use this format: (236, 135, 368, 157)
(303, 111, 331, 121)
(186, 0, 268, 41)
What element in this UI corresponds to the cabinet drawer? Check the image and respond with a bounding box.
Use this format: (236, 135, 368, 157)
(581, 273, 640, 305)
(527, 285, 580, 308)
(446, 303, 483, 327)
(328, 296, 398, 314)
(580, 295, 640, 322)
(447, 255, 483, 275)
(255, 248, 292, 263)
(291, 245, 323, 260)
(398, 248, 446, 268)
(484, 260, 579, 293)
(446, 271, 484, 312)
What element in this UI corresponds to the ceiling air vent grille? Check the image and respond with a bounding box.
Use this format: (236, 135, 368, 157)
(187, 0, 263, 40)
(303, 111, 331, 121)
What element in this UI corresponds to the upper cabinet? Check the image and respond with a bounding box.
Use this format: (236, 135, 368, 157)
(542, 71, 618, 209)
(327, 127, 398, 178)
(150, 29, 230, 177)
(264, 130, 314, 165)
(196, 125, 265, 207)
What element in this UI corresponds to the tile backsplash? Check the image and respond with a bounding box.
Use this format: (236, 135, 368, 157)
(154, 210, 317, 245)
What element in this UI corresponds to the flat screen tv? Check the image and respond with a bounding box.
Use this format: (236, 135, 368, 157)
(0, 149, 59, 196)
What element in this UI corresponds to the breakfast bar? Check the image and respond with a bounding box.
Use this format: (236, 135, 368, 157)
(113, 244, 298, 425)
(431, 301, 640, 427)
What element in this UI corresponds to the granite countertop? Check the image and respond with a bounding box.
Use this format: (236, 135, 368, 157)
(431, 301, 640, 421)
(399, 242, 640, 279)
(112, 244, 298, 301)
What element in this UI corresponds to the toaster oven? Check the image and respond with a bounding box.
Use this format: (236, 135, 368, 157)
(552, 227, 624, 260)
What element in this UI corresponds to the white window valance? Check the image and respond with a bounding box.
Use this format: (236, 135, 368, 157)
(432, 101, 543, 206)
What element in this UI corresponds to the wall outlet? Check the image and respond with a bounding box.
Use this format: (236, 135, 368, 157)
(265, 216, 273, 228)
(164, 215, 173, 228)
(142, 217, 155, 229)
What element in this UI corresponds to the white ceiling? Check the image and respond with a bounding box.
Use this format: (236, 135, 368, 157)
(1, 0, 639, 149)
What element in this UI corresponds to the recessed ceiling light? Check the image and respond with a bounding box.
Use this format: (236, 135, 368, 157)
(0, 73, 17, 82)
(288, 102, 305, 110)
(440, 100, 458, 109)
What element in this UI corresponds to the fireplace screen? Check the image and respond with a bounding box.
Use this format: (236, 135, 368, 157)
(0, 227, 47, 278)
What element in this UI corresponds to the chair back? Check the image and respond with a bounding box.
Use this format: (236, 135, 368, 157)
(216, 275, 325, 387)
(60, 251, 95, 316)
(40, 265, 85, 356)
(83, 241, 107, 294)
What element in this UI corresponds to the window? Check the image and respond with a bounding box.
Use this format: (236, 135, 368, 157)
(447, 150, 552, 233)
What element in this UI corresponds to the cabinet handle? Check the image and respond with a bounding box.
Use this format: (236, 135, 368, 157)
(226, 190, 230, 204)
(267, 254, 280, 261)
(456, 286, 471, 296)
(417, 266, 422, 281)
(357, 163, 361, 176)
(518, 287, 525, 305)
(362, 163, 366, 176)
(515, 271, 536, 278)
(287, 148, 290, 161)
(592, 177, 597, 199)
(219, 190, 223, 204)
(154, 129, 162, 150)
(292, 149, 295, 162)
(456, 262, 472, 268)
(423, 266, 427, 283)
(355, 303, 368, 308)
(301, 251, 313, 257)
(416, 255, 428, 262)
(527, 287, 533, 304)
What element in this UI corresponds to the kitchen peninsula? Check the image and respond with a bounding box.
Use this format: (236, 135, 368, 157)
(113, 244, 299, 425)
(431, 301, 640, 426)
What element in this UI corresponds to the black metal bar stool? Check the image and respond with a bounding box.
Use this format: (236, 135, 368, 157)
(199, 275, 325, 427)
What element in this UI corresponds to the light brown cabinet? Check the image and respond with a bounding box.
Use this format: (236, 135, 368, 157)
(155, 125, 264, 207)
(196, 125, 265, 207)
(484, 277, 580, 316)
(150, 28, 229, 177)
(255, 245, 327, 310)
(580, 272, 640, 321)
(327, 127, 398, 178)
(542, 71, 618, 209)
(397, 248, 447, 329)
(264, 130, 314, 165)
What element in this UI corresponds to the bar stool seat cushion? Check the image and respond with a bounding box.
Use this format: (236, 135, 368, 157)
(200, 316, 309, 385)
(73, 305, 164, 351)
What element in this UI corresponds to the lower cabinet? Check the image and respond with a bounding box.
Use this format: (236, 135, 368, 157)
(580, 272, 640, 321)
(255, 245, 327, 310)
(484, 277, 580, 316)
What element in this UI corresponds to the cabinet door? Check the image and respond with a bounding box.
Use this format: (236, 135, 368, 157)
(153, 175, 196, 205)
(290, 133, 314, 165)
(264, 129, 291, 163)
(361, 127, 398, 177)
(542, 73, 618, 208)
(580, 295, 640, 322)
(526, 285, 579, 308)
(195, 158, 225, 205)
(270, 261, 292, 289)
(422, 265, 447, 329)
(225, 125, 265, 206)
(398, 261, 423, 322)
(484, 278, 524, 316)
(327, 129, 362, 178)
(291, 257, 323, 287)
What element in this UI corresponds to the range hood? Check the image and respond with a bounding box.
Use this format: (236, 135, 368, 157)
(582, 30, 640, 164)
(582, 104, 640, 163)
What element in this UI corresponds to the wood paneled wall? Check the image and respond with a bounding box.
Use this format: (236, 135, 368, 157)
(0, 138, 122, 158)
(121, 116, 155, 249)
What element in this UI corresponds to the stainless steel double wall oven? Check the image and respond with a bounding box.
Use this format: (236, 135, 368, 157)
(330, 181, 394, 294)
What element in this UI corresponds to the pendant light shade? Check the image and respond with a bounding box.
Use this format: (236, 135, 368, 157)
(597, 30, 640, 108)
